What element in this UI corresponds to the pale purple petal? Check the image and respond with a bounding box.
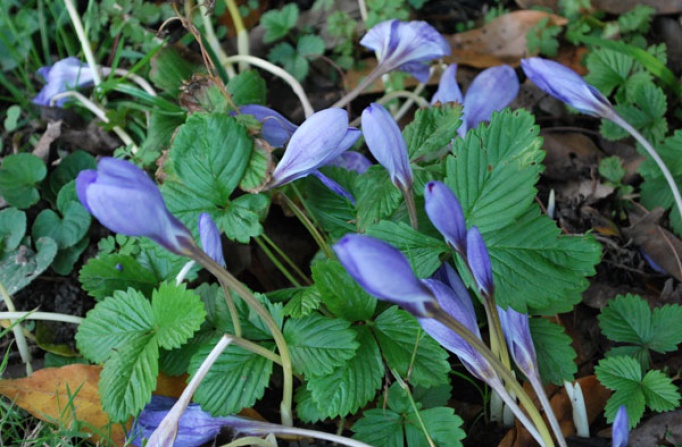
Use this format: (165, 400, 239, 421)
(32, 57, 97, 107)
(498, 306, 539, 379)
(239, 105, 298, 148)
(360, 20, 450, 82)
(199, 213, 225, 267)
(311, 171, 356, 204)
(269, 109, 360, 187)
(333, 234, 437, 317)
(467, 226, 494, 296)
(521, 58, 614, 118)
(361, 103, 413, 190)
(431, 64, 463, 105)
(463, 65, 518, 133)
(76, 158, 193, 255)
(326, 151, 373, 174)
(612, 405, 629, 447)
(424, 181, 467, 253)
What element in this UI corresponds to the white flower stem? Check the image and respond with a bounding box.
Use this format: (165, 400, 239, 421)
(529, 375, 568, 447)
(0, 283, 33, 375)
(102, 67, 157, 97)
(0, 311, 84, 325)
(223, 0, 250, 71)
(489, 380, 545, 446)
(199, 2, 236, 79)
(331, 67, 385, 110)
(223, 55, 314, 118)
(564, 381, 589, 437)
(63, 0, 101, 87)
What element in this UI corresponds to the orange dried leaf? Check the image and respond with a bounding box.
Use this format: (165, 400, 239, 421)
(0, 364, 126, 446)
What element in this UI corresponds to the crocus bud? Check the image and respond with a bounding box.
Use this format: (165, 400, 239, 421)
(360, 20, 450, 83)
(498, 306, 539, 380)
(76, 158, 193, 255)
(361, 103, 413, 190)
(467, 226, 494, 296)
(198, 213, 225, 267)
(424, 181, 467, 253)
(326, 151, 373, 174)
(612, 405, 629, 447)
(333, 234, 437, 317)
(32, 57, 97, 107)
(418, 275, 496, 381)
(521, 58, 614, 118)
(269, 108, 360, 188)
(431, 64, 463, 105)
(238, 105, 298, 148)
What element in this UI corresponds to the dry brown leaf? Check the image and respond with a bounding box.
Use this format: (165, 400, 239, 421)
(446, 11, 568, 68)
(0, 364, 125, 446)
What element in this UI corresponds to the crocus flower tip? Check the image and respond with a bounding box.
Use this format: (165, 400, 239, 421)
(424, 181, 467, 253)
(466, 226, 494, 296)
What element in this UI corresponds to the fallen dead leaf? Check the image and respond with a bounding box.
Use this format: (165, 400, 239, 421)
(542, 132, 601, 182)
(0, 364, 125, 446)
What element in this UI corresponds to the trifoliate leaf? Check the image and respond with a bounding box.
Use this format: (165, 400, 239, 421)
(584, 48, 635, 97)
(75, 288, 155, 364)
(0, 153, 46, 209)
(100, 333, 158, 422)
(403, 103, 462, 160)
(373, 306, 450, 387)
(79, 254, 158, 301)
(529, 318, 577, 385)
(152, 282, 205, 350)
(305, 326, 383, 419)
(284, 313, 358, 377)
(312, 259, 376, 321)
(190, 338, 274, 415)
(355, 166, 403, 229)
(260, 3, 298, 43)
(601, 82, 667, 145)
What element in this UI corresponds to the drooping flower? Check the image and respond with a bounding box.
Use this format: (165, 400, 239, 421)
(432, 64, 519, 136)
(76, 158, 193, 255)
(360, 20, 450, 83)
(612, 405, 629, 447)
(467, 226, 494, 296)
(498, 306, 539, 379)
(326, 151, 373, 174)
(333, 234, 437, 317)
(424, 181, 467, 253)
(32, 57, 97, 107)
(198, 213, 225, 267)
(361, 103, 413, 191)
(521, 58, 614, 118)
(268, 108, 360, 188)
(239, 104, 298, 148)
(418, 265, 496, 380)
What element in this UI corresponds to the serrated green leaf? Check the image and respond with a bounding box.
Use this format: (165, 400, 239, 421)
(649, 304, 682, 352)
(599, 156, 626, 183)
(79, 253, 158, 300)
(607, 345, 650, 369)
(0, 207, 26, 253)
(136, 238, 196, 283)
(604, 388, 645, 428)
(0, 153, 46, 209)
(366, 221, 447, 278)
(216, 193, 269, 243)
(190, 339, 274, 415)
(239, 137, 271, 192)
(404, 103, 462, 160)
(100, 333, 158, 422)
(297, 34, 325, 57)
(595, 355, 642, 391)
(306, 326, 383, 419)
(352, 408, 404, 447)
(227, 70, 266, 106)
(374, 306, 450, 387)
(0, 237, 57, 295)
(152, 282, 205, 350)
(529, 318, 577, 385)
(75, 288, 155, 363)
(641, 369, 681, 412)
(31, 201, 91, 249)
(598, 294, 652, 345)
(312, 259, 376, 321)
(159, 330, 214, 376)
(445, 109, 544, 234)
(406, 407, 466, 447)
(149, 46, 199, 95)
(355, 166, 403, 229)
(261, 4, 299, 43)
(284, 313, 358, 377)
(584, 48, 634, 96)
(282, 287, 322, 318)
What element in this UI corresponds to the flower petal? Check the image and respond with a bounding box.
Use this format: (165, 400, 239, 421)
(467, 226, 494, 296)
(326, 151, 373, 174)
(498, 306, 539, 379)
(431, 64, 463, 105)
(612, 405, 629, 447)
(32, 57, 96, 107)
(239, 105, 298, 148)
(424, 181, 467, 253)
(311, 171, 356, 204)
(463, 65, 518, 133)
(199, 213, 225, 267)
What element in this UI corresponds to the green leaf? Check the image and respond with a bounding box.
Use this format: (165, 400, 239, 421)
(352, 409, 404, 447)
(584, 48, 634, 96)
(446, 109, 544, 234)
(302, 168, 357, 238)
(260, 3, 299, 43)
(136, 238, 197, 283)
(0, 153, 46, 209)
(0, 207, 26, 253)
(406, 407, 466, 447)
(366, 221, 447, 278)
(227, 70, 266, 106)
(152, 282, 205, 350)
(75, 288, 155, 363)
(79, 254, 158, 300)
(648, 304, 682, 352)
(47, 151, 96, 201)
(404, 103, 462, 160)
(529, 318, 577, 385)
(32, 201, 91, 249)
(216, 193, 269, 243)
(0, 237, 57, 295)
(297, 35, 325, 57)
(641, 369, 681, 412)
(51, 234, 89, 275)
(100, 332, 158, 422)
(355, 166, 403, 229)
(305, 326, 383, 419)
(312, 259, 376, 321)
(373, 306, 450, 387)
(149, 46, 200, 95)
(601, 82, 668, 145)
(282, 287, 322, 318)
(599, 156, 627, 184)
(268, 42, 309, 81)
(190, 338, 274, 415)
(284, 313, 358, 377)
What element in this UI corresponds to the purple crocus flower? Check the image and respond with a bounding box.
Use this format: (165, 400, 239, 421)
(612, 405, 629, 447)
(498, 306, 539, 379)
(361, 103, 413, 191)
(432, 64, 519, 136)
(239, 105, 298, 148)
(360, 20, 450, 83)
(269, 108, 360, 188)
(521, 58, 614, 118)
(326, 151, 373, 174)
(32, 57, 97, 107)
(424, 181, 467, 253)
(467, 226, 494, 296)
(76, 158, 193, 255)
(333, 234, 437, 317)
(198, 213, 225, 267)
(129, 395, 235, 447)
(418, 265, 496, 381)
